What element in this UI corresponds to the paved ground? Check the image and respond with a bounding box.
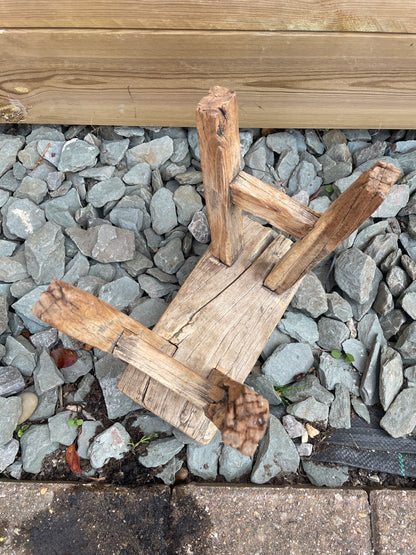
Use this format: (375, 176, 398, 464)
(0, 481, 414, 554)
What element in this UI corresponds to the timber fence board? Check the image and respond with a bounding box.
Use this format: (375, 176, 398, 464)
(2, 29, 416, 127)
(1, 0, 416, 32)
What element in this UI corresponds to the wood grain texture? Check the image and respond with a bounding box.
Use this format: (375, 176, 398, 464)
(231, 171, 321, 238)
(119, 217, 302, 444)
(2, 30, 416, 127)
(196, 86, 242, 265)
(265, 161, 402, 293)
(1, 1, 416, 32)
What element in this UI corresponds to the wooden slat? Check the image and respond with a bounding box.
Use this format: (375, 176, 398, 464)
(119, 217, 302, 444)
(231, 171, 321, 238)
(1, 1, 416, 33)
(2, 29, 416, 128)
(196, 86, 242, 265)
(265, 161, 402, 293)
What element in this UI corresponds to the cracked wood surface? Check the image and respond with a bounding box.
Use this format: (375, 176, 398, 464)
(119, 217, 302, 444)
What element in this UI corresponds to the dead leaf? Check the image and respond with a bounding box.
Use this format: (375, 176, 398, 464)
(65, 443, 82, 476)
(51, 347, 78, 368)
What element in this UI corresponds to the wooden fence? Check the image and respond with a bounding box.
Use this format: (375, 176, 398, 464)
(1, 1, 416, 127)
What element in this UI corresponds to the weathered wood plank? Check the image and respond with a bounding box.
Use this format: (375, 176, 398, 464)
(265, 161, 402, 293)
(1, 1, 416, 33)
(231, 171, 321, 238)
(196, 86, 242, 265)
(119, 218, 302, 443)
(2, 30, 416, 127)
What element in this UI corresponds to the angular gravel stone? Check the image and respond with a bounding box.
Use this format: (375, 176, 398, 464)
(245, 137, 273, 171)
(75, 420, 102, 459)
(150, 188, 178, 235)
(58, 139, 99, 172)
(266, 132, 297, 154)
(290, 272, 327, 318)
(251, 415, 299, 484)
(154, 238, 185, 274)
(328, 383, 351, 428)
(0, 135, 25, 177)
(402, 254, 416, 280)
(15, 176, 48, 204)
(364, 233, 398, 265)
(156, 456, 183, 485)
(285, 374, 334, 406)
(137, 274, 178, 298)
(219, 445, 253, 482)
(386, 266, 410, 296)
(360, 340, 381, 405)
(372, 184, 409, 218)
(20, 424, 59, 473)
(0, 366, 25, 397)
(342, 338, 368, 373)
(358, 313, 386, 350)
(277, 310, 318, 344)
(374, 282, 394, 316)
(380, 309, 407, 341)
(334, 248, 376, 303)
(2, 198, 46, 239)
(109, 195, 149, 233)
(43, 188, 81, 227)
(33, 350, 64, 395)
(4, 335, 37, 377)
(95, 355, 138, 419)
(325, 292, 353, 322)
(282, 415, 306, 438)
(354, 221, 389, 250)
(11, 285, 48, 333)
(262, 343, 314, 386)
(100, 139, 129, 165)
(302, 461, 349, 487)
(86, 177, 126, 208)
(291, 396, 329, 424)
(351, 396, 371, 423)
(88, 423, 131, 469)
(318, 352, 360, 396)
(173, 185, 203, 226)
(400, 288, 416, 318)
(0, 439, 19, 471)
(287, 161, 318, 195)
(25, 222, 65, 285)
(139, 437, 184, 468)
(400, 232, 416, 261)
(98, 276, 141, 310)
(60, 351, 93, 383)
(175, 169, 203, 185)
(177, 255, 199, 285)
(123, 162, 152, 186)
(186, 432, 221, 479)
(275, 148, 299, 180)
(48, 411, 78, 446)
(73, 373, 95, 403)
(66, 224, 135, 263)
(317, 317, 350, 351)
(380, 388, 416, 437)
(0, 252, 29, 282)
(130, 298, 168, 328)
(128, 413, 174, 436)
(36, 140, 65, 167)
(29, 387, 58, 421)
(126, 136, 173, 169)
(396, 321, 416, 361)
(188, 210, 210, 243)
(379, 345, 403, 411)
(0, 396, 22, 446)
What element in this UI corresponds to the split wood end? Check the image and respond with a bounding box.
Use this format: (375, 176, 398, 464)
(197, 86, 236, 114)
(367, 160, 402, 194)
(205, 369, 269, 456)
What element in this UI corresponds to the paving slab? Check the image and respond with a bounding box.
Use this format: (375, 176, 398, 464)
(371, 489, 416, 554)
(0, 482, 170, 554)
(170, 484, 372, 554)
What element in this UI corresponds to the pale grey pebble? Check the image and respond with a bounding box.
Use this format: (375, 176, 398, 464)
(15, 176, 48, 204)
(20, 424, 59, 474)
(33, 350, 64, 395)
(334, 248, 377, 304)
(380, 388, 416, 437)
(73, 373, 96, 403)
(100, 139, 129, 165)
(66, 224, 135, 263)
(139, 437, 184, 468)
(48, 411, 78, 446)
(24, 222, 65, 285)
(380, 309, 407, 342)
(0, 396, 22, 445)
(35, 140, 65, 167)
(364, 233, 398, 266)
(262, 342, 314, 386)
(129, 298, 168, 328)
(386, 266, 410, 297)
(317, 317, 350, 351)
(0, 135, 25, 177)
(156, 457, 184, 485)
(154, 238, 185, 275)
(28, 387, 58, 421)
(79, 165, 115, 180)
(98, 276, 142, 310)
(277, 310, 318, 344)
(351, 397, 371, 423)
(244, 375, 282, 406)
(0, 366, 25, 397)
(123, 162, 152, 186)
(325, 292, 353, 322)
(60, 351, 93, 383)
(402, 254, 416, 280)
(0, 253, 29, 283)
(287, 161, 319, 196)
(302, 461, 349, 487)
(77, 420, 103, 459)
(128, 413, 174, 436)
(58, 138, 99, 172)
(318, 352, 360, 396)
(4, 335, 37, 377)
(150, 188, 178, 235)
(373, 282, 394, 316)
(261, 328, 291, 360)
(360, 340, 381, 406)
(175, 169, 203, 185)
(290, 272, 328, 318)
(342, 338, 368, 374)
(251, 415, 299, 484)
(328, 383, 351, 428)
(2, 197, 46, 240)
(137, 274, 178, 298)
(86, 177, 126, 208)
(219, 445, 253, 482)
(126, 136, 173, 169)
(281, 414, 306, 439)
(63, 252, 90, 285)
(187, 431, 221, 480)
(358, 313, 386, 350)
(0, 439, 19, 472)
(354, 221, 389, 250)
(379, 345, 403, 411)
(0, 239, 17, 257)
(88, 423, 131, 469)
(173, 185, 203, 225)
(95, 354, 139, 419)
(290, 397, 329, 424)
(284, 374, 334, 406)
(297, 444, 313, 457)
(372, 184, 409, 218)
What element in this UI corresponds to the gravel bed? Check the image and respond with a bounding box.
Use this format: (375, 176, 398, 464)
(1, 123, 416, 487)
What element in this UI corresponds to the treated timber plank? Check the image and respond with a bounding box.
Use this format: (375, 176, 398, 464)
(231, 171, 320, 238)
(119, 218, 301, 444)
(265, 161, 401, 293)
(1, 1, 416, 32)
(2, 30, 416, 128)
(196, 86, 243, 265)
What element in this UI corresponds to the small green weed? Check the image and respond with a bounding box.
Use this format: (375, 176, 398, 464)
(325, 185, 334, 193)
(16, 424, 30, 437)
(331, 349, 355, 364)
(68, 417, 84, 428)
(128, 433, 158, 453)
(273, 384, 306, 412)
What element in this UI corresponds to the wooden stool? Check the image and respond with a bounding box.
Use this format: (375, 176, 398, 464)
(33, 87, 400, 455)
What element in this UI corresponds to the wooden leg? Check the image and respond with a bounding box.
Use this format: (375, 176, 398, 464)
(196, 86, 243, 266)
(264, 161, 401, 293)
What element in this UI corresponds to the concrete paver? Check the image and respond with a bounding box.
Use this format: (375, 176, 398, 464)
(0, 482, 170, 554)
(171, 484, 372, 554)
(370, 489, 416, 554)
